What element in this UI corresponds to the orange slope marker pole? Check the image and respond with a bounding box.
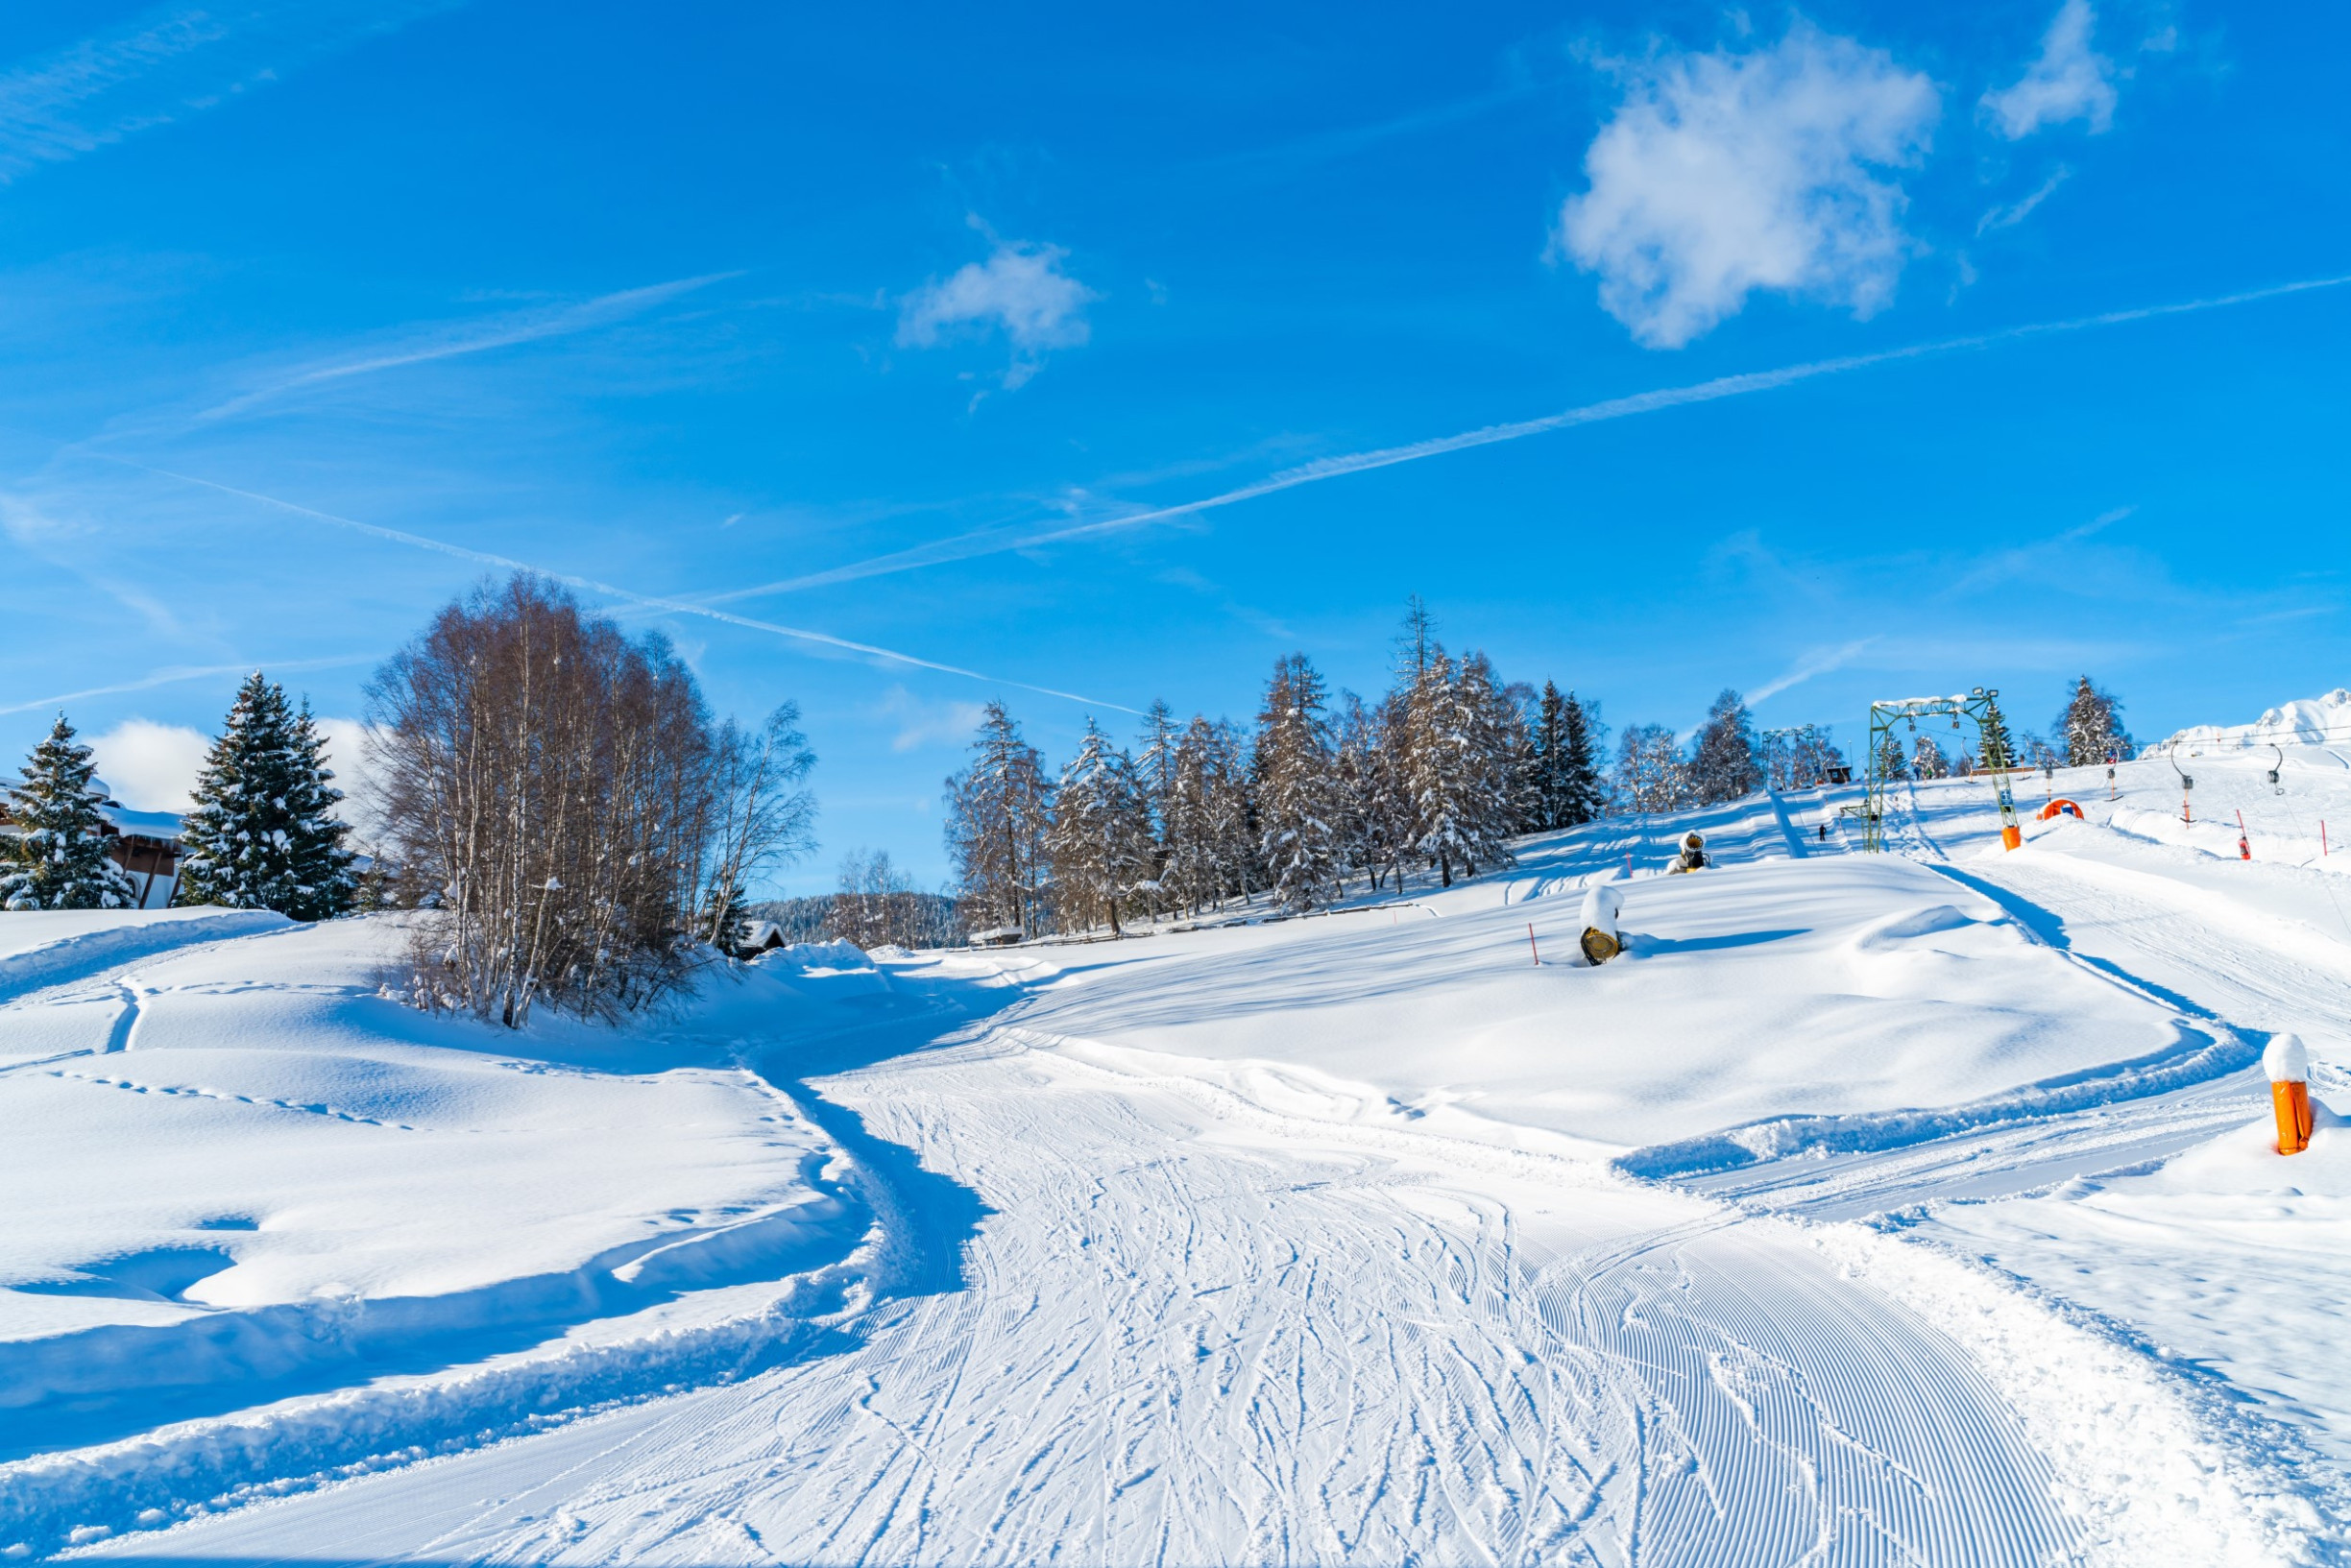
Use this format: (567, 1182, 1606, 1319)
(1528, 923, 1539, 967)
(2267, 1034, 2315, 1156)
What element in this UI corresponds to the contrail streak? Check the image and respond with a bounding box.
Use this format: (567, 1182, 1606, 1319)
(99, 461, 1144, 715)
(1, 654, 376, 715)
(698, 271, 2351, 606)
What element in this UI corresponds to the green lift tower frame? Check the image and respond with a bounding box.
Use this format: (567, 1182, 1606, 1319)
(1847, 688, 2022, 853)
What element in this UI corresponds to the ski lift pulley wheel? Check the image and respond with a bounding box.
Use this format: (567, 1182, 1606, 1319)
(1580, 927, 1623, 966)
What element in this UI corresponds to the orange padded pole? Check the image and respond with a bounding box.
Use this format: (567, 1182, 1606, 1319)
(2266, 1034, 2314, 1156)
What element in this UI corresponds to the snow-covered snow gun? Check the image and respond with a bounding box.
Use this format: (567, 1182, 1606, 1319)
(2267, 1034, 2314, 1156)
(1579, 883, 1624, 966)
(2169, 750, 2193, 824)
(1667, 832, 1708, 875)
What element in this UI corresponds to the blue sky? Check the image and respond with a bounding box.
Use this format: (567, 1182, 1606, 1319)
(1, 0, 2343, 893)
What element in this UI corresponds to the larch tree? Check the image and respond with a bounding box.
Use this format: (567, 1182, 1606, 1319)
(1, 715, 139, 912)
(1253, 654, 1343, 911)
(1133, 699, 1181, 921)
(1687, 688, 1761, 805)
(943, 701, 1054, 937)
(1045, 717, 1151, 936)
(2056, 676, 2131, 766)
(1873, 729, 1911, 783)
(1613, 724, 1688, 813)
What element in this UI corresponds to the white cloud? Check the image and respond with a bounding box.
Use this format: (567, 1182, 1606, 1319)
(86, 719, 209, 811)
(1982, 0, 2118, 140)
(877, 688, 988, 753)
(897, 236, 1097, 388)
(1557, 25, 1939, 349)
(81, 714, 378, 828)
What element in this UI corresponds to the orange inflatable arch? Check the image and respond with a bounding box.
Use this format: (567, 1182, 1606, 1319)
(2039, 798, 2083, 820)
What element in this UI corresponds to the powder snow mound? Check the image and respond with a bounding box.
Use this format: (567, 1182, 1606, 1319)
(2161, 688, 2351, 751)
(0, 908, 288, 1004)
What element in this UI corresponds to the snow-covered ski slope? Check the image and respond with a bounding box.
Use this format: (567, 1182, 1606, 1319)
(11, 742, 2351, 1563)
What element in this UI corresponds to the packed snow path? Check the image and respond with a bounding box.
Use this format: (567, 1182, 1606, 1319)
(85, 1029, 2082, 1566)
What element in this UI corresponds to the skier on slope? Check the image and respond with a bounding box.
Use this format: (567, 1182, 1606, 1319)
(1668, 831, 1709, 874)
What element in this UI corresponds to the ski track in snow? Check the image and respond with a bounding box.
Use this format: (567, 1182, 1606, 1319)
(36, 767, 2351, 1564)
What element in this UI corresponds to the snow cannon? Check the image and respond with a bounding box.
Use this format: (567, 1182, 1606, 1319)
(1579, 883, 1625, 966)
(2039, 798, 2082, 821)
(2266, 1034, 2314, 1156)
(1668, 832, 1709, 875)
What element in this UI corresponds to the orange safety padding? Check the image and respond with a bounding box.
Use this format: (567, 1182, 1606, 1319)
(2274, 1078, 2315, 1155)
(2039, 798, 2083, 821)
(2000, 825, 2023, 851)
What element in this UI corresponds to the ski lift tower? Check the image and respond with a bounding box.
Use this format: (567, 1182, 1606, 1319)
(1847, 688, 2024, 853)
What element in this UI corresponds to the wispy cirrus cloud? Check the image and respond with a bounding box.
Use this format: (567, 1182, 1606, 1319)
(94, 458, 1143, 714)
(195, 272, 742, 421)
(688, 273, 2351, 608)
(0, 653, 376, 717)
(0, 0, 463, 185)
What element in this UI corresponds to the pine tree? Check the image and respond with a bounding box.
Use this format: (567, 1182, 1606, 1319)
(1558, 692, 1605, 827)
(1254, 654, 1342, 911)
(1910, 734, 1949, 780)
(2055, 676, 2130, 766)
(178, 673, 354, 920)
(1688, 689, 1761, 804)
(1045, 718, 1151, 935)
(1, 714, 139, 911)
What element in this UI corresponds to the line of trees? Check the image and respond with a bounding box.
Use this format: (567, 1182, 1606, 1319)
(942, 601, 1802, 939)
(0, 677, 358, 916)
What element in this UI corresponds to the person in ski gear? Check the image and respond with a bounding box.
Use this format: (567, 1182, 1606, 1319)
(1669, 831, 1708, 874)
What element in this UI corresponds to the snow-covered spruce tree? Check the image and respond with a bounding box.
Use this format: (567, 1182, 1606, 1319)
(944, 701, 1054, 937)
(1332, 690, 1406, 892)
(1558, 691, 1606, 827)
(1254, 654, 1343, 911)
(1911, 735, 1950, 780)
(2056, 676, 2131, 766)
(1532, 683, 1570, 831)
(288, 700, 359, 919)
(1, 714, 138, 911)
(1045, 718, 1151, 936)
(1688, 688, 1760, 805)
(1160, 715, 1219, 915)
(178, 675, 355, 920)
(1976, 700, 2017, 773)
